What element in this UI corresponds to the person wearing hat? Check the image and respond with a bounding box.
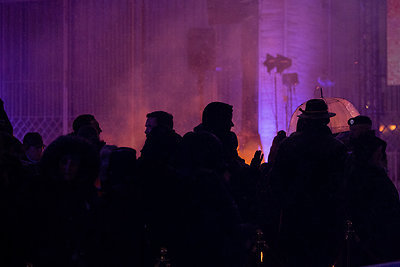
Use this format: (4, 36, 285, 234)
(22, 132, 45, 164)
(297, 98, 336, 126)
(336, 115, 372, 152)
(267, 99, 347, 267)
(347, 115, 381, 141)
(338, 115, 388, 170)
(348, 115, 373, 138)
(344, 121, 400, 265)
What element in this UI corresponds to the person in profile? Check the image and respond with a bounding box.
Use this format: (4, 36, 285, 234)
(139, 110, 182, 165)
(137, 111, 183, 265)
(193, 102, 263, 225)
(30, 135, 100, 266)
(268, 98, 347, 267)
(193, 102, 240, 164)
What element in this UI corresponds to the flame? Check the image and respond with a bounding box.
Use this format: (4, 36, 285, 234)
(260, 251, 263, 263)
(388, 125, 397, 131)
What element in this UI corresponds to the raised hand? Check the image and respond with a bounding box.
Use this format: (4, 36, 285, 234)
(250, 150, 264, 169)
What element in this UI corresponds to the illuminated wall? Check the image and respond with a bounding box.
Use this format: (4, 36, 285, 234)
(258, 0, 330, 153)
(0, 0, 252, 154)
(387, 0, 400, 86)
(1, 0, 395, 170)
(0, 0, 137, 146)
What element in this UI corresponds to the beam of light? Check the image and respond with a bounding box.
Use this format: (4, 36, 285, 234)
(259, 0, 326, 158)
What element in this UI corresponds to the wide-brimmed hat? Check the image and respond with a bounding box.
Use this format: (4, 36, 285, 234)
(298, 99, 336, 119)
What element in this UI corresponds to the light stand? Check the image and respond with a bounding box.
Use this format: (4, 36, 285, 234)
(263, 54, 292, 132)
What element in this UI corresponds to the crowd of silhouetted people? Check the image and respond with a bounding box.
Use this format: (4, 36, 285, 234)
(0, 97, 399, 267)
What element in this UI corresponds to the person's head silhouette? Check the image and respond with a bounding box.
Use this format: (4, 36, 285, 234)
(144, 111, 174, 136)
(72, 114, 102, 136)
(202, 102, 234, 134)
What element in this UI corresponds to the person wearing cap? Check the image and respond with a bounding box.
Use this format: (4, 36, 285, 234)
(22, 132, 45, 164)
(348, 115, 373, 138)
(340, 115, 388, 171)
(344, 123, 400, 265)
(267, 99, 347, 267)
(336, 115, 373, 153)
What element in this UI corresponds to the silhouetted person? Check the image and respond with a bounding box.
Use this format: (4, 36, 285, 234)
(98, 144, 118, 191)
(348, 115, 372, 138)
(71, 114, 102, 136)
(70, 114, 106, 153)
(25, 135, 100, 267)
(268, 99, 347, 267)
(267, 130, 287, 168)
(93, 147, 144, 267)
(0, 131, 28, 266)
(194, 102, 242, 163)
(193, 102, 264, 228)
(175, 131, 243, 267)
(255, 130, 287, 241)
(20, 132, 45, 178)
(22, 132, 44, 164)
(144, 111, 173, 136)
(344, 133, 400, 266)
(138, 111, 183, 265)
(139, 111, 182, 165)
(77, 125, 106, 153)
(101, 147, 137, 195)
(338, 115, 388, 171)
(0, 98, 13, 135)
(337, 115, 373, 150)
